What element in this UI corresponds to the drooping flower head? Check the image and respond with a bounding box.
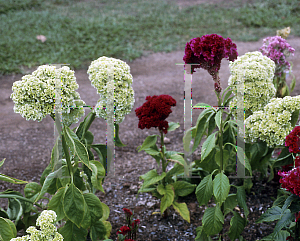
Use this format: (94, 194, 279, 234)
(260, 36, 295, 77)
(183, 34, 238, 92)
(10, 65, 85, 126)
(135, 95, 176, 134)
(87, 56, 135, 124)
(228, 51, 276, 118)
(285, 126, 300, 154)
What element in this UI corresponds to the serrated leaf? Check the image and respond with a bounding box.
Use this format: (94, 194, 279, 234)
(48, 187, 65, 221)
(90, 220, 107, 241)
(202, 204, 224, 236)
(261, 230, 290, 241)
(172, 181, 196, 197)
(255, 206, 282, 223)
(215, 149, 229, 170)
(201, 132, 216, 161)
(160, 184, 174, 214)
(59, 220, 88, 241)
(139, 169, 166, 189)
(224, 194, 238, 216)
(172, 201, 190, 223)
(228, 211, 247, 240)
(272, 209, 294, 237)
(213, 172, 230, 204)
(196, 174, 213, 206)
(236, 186, 249, 218)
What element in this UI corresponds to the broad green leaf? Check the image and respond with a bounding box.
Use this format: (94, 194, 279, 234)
(59, 165, 71, 187)
(165, 164, 185, 180)
(100, 202, 110, 221)
(63, 183, 85, 228)
(84, 131, 94, 145)
(114, 123, 126, 147)
(172, 181, 196, 197)
(90, 220, 107, 241)
(222, 89, 234, 106)
(228, 211, 247, 240)
(0, 174, 28, 184)
(167, 122, 180, 132)
(90, 160, 105, 192)
(139, 169, 166, 188)
(102, 220, 112, 239)
(255, 206, 282, 223)
(81, 201, 91, 229)
(64, 126, 90, 170)
(215, 110, 222, 129)
(24, 182, 41, 199)
(237, 146, 252, 176)
(0, 208, 9, 219)
(7, 198, 22, 224)
(291, 109, 299, 128)
(40, 163, 53, 186)
(83, 193, 103, 224)
(172, 201, 190, 223)
(224, 194, 238, 216)
(160, 184, 174, 214)
(196, 173, 213, 206)
(207, 112, 217, 136)
(91, 145, 104, 164)
(0, 217, 17, 241)
(191, 112, 211, 153)
(261, 230, 290, 241)
(213, 172, 230, 204)
(202, 204, 224, 236)
(157, 184, 165, 195)
(48, 187, 65, 222)
(214, 149, 229, 170)
(201, 132, 216, 161)
(273, 196, 286, 208)
(137, 135, 158, 152)
(144, 147, 160, 156)
(243, 178, 253, 194)
(273, 209, 294, 237)
(59, 220, 88, 241)
(236, 186, 249, 218)
(195, 226, 213, 241)
(167, 154, 186, 166)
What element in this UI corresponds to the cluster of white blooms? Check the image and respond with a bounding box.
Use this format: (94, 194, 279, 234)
(10, 65, 85, 126)
(10, 210, 63, 241)
(228, 51, 276, 119)
(245, 95, 300, 148)
(87, 56, 135, 124)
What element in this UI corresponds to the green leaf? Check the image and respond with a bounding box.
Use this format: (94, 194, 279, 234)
(272, 209, 294, 237)
(157, 184, 165, 195)
(215, 110, 222, 130)
(256, 206, 282, 223)
(0, 158, 5, 168)
(114, 123, 126, 147)
(291, 109, 299, 128)
(0, 174, 28, 184)
(261, 230, 290, 241)
(196, 173, 213, 206)
(290, 76, 296, 92)
(102, 221, 112, 239)
(213, 172, 230, 204)
(64, 126, 90, 170)
(90, 220, 107, 241)
(167, 122, 180, 132)
(165, 164, 185, 181)
(100, 202, 110, 222)
(193, 103, 211, 109)
(222, 89, 234, 106)
(83, 193, 103, 224)
(207, 112, 217, 136)
(160, 184, 174, 214)
(59, 220, 88, 241)
(63, 183, 85, 228)
(90, 160, 105, 192)
(24, 182, 41, 199)
(167, 154, 186, 166)
(172, 181, 196, 197)
(48, 187, 65, 221)
(281, 194, 297, 212)
(0, 208, 9, 219)
(172, 201, 190, 223)
(202, 204, 224, 236)
(237, 146, 252, 176)
(224, 194, 238, 216)
(139, 169, 166, 189)
(91, 144, 106, 166)
(7, 198, 22, 224)
(0, 217, 17, 241)
(214, 149, 229, 170)
(201, 132, 216, 161)
(236, 186, 249, 218)
(84, 131, 94, 145)
(228, 211, 247, 240)
(195, 226, 213, 241)
(137, 135, 158, 152)
(243, 178, 253, 194)
(40, 163, 53, 186)
(81, 200, 91, 229)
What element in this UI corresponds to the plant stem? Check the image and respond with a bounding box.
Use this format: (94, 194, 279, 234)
(296, 218, 299, 240)
(160, 130, 168, 218)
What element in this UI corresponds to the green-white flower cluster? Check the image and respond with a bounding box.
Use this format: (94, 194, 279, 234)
(245, 95, 300, 148)
(87, 56, 135, 124)
(10, 210, 63, 241)
(228, 51, 276, 118)
(10, 65, 85, 126)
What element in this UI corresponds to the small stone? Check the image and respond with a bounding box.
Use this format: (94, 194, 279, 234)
(123, 183, 131, 188)
(164, 137, 171, 144)
(147, 201, 156, 208)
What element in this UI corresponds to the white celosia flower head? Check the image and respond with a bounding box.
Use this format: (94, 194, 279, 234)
(245, 95, 300, 148)
(87, 56, 135, 124)
(10, 65, 85, 126)
(10, 210, 63, 241)
(228, 51, 276, 119)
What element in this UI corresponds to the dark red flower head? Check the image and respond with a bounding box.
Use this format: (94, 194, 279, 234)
(285, 126, 300, 154)
(124, 239, 135, 241)
(123, 208, 133, 218)
(131, 219, 140, 229)
(116, 226, 131, 235)
(278, 167, 300, 197)
(135, 95, 176, 134)
(183, 34, 238, 74)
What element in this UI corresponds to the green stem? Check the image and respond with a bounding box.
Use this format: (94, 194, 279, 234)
(62, 133, 74, 183)
(160, 130, 168, 218)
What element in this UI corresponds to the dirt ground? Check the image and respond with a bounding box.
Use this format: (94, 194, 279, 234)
(1, 12, 300, 240)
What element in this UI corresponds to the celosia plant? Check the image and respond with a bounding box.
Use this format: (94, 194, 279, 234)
(228, 51, 276, 119)
(245, 95, 300, 148)
(10, 210, 63, 241)
(260, 35, 295, 97)
(285, 125, 300, 154)
(10, 65, 85, 126)
(115, 208, 140, 241)
(183, 34, 238, 92)
(87, 56, 135, 124)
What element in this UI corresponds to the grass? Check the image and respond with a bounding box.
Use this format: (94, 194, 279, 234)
(0, 0, 299, 75)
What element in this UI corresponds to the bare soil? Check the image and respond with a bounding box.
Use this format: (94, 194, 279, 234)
(1, 7, 300, 239)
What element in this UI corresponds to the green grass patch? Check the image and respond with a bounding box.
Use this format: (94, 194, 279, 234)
(1, 0, 299, 75)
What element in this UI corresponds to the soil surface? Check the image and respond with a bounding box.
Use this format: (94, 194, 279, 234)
(1, 2, 300, 239)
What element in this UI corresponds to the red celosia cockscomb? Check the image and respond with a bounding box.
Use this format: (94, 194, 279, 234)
(183, 34, 238, 92)
(116, 226, 131, 235)
(278, 166, 300, 197)
(135, 95, 176, 134)
(123, 208, 133, 219)
(131, 219, 140, 230)
(285, 126, 300, 154)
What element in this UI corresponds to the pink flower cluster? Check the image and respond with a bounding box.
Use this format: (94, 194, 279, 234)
(183, 34, 238, 74)
(285, 126, 300, 154)
(260, 36, 295, 77)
